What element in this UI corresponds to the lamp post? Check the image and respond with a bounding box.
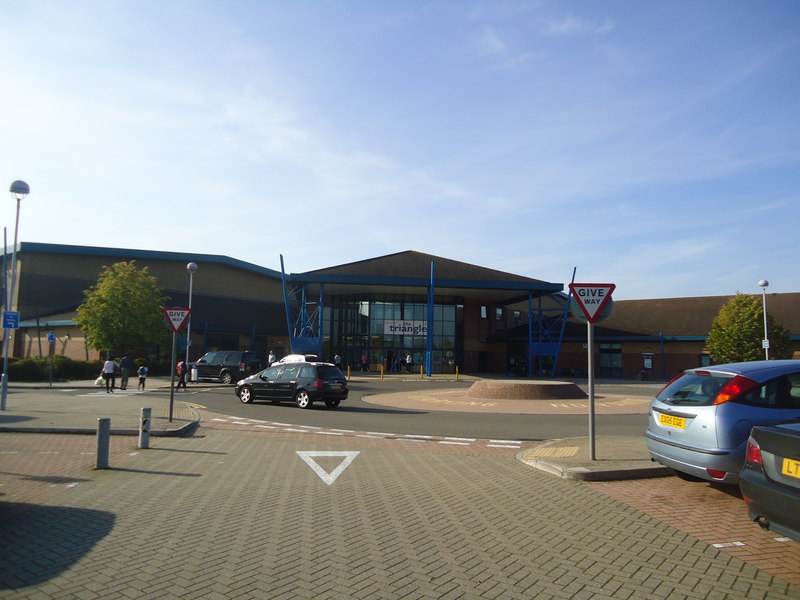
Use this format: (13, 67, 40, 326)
(185, 262, 198, 369)
(758, 280, 769, 360)
(1, 180, 29, 410)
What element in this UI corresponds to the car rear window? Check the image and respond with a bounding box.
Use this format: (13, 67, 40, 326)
(656, 373, 730, 406)
(317, 366, 345, 379)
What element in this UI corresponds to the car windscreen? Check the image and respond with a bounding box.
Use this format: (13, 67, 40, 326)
(656, 373, 730, 406)
(317, 366, 345, 380)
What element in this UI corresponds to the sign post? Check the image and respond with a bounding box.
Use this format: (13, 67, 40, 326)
(569, 283, 615, 460)
(163, 308, 192, 422)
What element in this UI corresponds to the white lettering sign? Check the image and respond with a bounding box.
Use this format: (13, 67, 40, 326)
(384, 320, 428, 336)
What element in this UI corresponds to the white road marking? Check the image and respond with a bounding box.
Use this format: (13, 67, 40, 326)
(297, 451, 360, 486)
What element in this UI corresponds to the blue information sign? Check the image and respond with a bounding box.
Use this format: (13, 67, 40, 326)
(2, 311, 20, 330)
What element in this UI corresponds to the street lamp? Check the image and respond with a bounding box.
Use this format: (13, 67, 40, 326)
(758, 280, 769, 360)
(1, 180, 29, 410)
(185, 262, 198, 369)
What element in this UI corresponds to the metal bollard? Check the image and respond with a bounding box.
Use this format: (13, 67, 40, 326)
(139, 407, 151, 449)
(96, 417, 111, 469)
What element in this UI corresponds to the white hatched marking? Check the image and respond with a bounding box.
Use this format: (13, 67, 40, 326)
(396, 438, 428, 443)
(283, 428, 310, 433)
(211, 418, 230, 422)
(367, 432, 394, 436)
(317, 431, 344, 436)
(297, 425, 323, 429)
(439, 441, 470, 446)
(271, 422, 293, 426)
(357, 434, 386, 439)
(444, 437, 476, 442)
(330, 428, 355, 433)
(401, 434, 434, 439)
(487, 444, 521, 449)
(255, 425, 277, 429)
(489, 439, 523, 444)
(232, 421, 251, 425)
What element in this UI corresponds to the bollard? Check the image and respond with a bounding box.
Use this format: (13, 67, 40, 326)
(420, 365, 424, 379)
(96, 417, 111, 469)
(380, 364, 384, 379)
(456, 365, 459, 380)
(347, 365, 351, 380)
(139, 407, 151, 449)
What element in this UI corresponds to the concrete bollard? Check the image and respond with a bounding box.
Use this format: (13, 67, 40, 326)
(139, 407, 151, 449)
(96, 417, 111, 469)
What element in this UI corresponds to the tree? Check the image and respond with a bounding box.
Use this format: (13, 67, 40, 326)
(76, 261, 170, 356)
(705, 293, 792, 363)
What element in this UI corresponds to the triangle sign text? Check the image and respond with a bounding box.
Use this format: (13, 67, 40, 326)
(297, 451, 360, 486)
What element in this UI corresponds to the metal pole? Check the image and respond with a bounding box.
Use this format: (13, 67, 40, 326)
(761, 284, 769, 360)
(96, 418, 111, 469)
(1, 195, 22, 411)
(185, 266, 195, 366)
(169, 331, 177, 422)
(588, 320, 596, 460)
(139, 407, 151, 449)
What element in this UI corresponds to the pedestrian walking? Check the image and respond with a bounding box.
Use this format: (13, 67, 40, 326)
(176, 360, 188, 390)
(137, 363, 149, 390)
(119, 353, 133, 390)
(267, 350, 276, 366)
(101, 357, 117, 393)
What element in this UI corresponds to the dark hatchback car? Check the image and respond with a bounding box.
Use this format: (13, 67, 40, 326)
(740, 421, 800, 541)
(192, 350, 262, 384)
(235, 361, 348, 409)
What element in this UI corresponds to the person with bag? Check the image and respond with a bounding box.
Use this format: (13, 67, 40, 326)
(101, 357, 117, 393)
(176, 360, 188, 391)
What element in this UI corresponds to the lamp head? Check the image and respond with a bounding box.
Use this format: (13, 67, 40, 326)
(758, 280, 769, 289)
(9, 180, 29, 200)
(187, 262, 198, 273)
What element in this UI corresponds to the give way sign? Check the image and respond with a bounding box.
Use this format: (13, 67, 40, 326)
(163, 307, 192, 333)
(569, 283, 615, 324)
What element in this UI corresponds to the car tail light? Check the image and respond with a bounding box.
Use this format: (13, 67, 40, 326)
(313, 378, 324, 389)
(712, 375, 758, 405)
(706, 469, 727, 480)
(745, 437, 763, 466)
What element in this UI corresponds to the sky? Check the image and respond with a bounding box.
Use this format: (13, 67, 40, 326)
(1, 1, 798, 300)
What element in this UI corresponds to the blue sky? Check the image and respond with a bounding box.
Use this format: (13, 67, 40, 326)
(1, 1, 798, 300)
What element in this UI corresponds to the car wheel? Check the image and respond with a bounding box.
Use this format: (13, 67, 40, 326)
(324, 399, 340, 408)
(238, 386, 254, 404)
(220, 371, 233, 384)
(295, 390, 312, 409)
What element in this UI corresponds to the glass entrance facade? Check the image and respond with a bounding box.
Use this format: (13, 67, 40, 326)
(323, 298, 463, 374)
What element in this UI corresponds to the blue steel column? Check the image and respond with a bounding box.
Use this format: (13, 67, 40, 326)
(426, 261, 435, 376)
(319, 283, 325, 358)
(527, 291, 533, 378)
(279, 255, 294, 352)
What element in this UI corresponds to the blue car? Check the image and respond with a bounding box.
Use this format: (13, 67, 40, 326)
(740, 422, 800, 541)
(645, 360, 800, 484)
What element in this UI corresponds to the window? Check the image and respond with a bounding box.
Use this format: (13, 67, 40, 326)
(480, 306, 487, 319)
(495, 308, 503, 321)
(279, 365, 300, 380)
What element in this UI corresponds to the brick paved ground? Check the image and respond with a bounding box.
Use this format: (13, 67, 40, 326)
(1, 424, 798, 599)
(586, 477, 800, 587)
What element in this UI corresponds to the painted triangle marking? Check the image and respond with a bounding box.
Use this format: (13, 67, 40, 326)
(297, 451, 360, 486)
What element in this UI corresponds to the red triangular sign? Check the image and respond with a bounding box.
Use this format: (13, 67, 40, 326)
(163, 307, 192, 333)
(569, 283, 615, 324)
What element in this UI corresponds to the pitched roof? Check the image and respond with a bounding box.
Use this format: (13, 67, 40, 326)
(304, 250, 550, 284)
(588, 292, 800, 338)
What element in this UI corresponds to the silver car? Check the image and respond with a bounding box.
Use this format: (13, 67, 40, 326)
(646, 360, 800, 484)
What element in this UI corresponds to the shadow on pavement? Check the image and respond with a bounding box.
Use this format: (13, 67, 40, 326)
(0, 503, 115, 589)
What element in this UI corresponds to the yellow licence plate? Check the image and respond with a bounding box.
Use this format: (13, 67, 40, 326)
(659, 413, 686, 429)
(781, 458, 800, 479)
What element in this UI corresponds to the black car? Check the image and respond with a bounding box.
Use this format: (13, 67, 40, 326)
(192, 350, 262, 384)
(740, 421, 800, 541)
(235, 361, 348, 409)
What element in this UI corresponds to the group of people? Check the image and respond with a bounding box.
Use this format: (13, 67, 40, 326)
(100, 353, 148, 393)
